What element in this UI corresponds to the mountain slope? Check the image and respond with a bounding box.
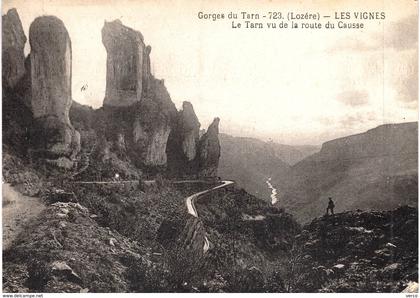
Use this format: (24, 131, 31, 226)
(218, 133, 318, 201)
(270, 143, 320, 166)
(276, 122, 418, 222)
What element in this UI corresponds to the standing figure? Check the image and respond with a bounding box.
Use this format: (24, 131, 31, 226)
(326, 197, 335, 215)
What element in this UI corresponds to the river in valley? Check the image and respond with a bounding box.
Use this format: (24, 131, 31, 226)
(265, 177, 278, 205)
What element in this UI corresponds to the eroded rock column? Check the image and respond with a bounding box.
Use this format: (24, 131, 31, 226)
(102, 20, 147, 107)
(2, 8, 26, 89)
(198, 118, 221, 177)
(29, 16, 80, 168)
(166, 101, 202, 176)
(102, 20, 177, 168)
(179, 101, 201, 161)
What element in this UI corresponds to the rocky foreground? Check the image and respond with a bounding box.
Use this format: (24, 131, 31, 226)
(293, 206, 418, 292)
(3, 171, 417, 293)
(2, 180, 192, 293)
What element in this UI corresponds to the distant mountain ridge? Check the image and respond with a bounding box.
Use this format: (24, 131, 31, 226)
(276, 122, 418, 222)
(318, 122, 417, 162)
(218, 133, 319, 200)
(220, 134, 319, 166)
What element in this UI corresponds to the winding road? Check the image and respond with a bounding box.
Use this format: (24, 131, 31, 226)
(70, 145, 234, 253)
(184, 180, 235, 253)
(72, 178, 235, 253)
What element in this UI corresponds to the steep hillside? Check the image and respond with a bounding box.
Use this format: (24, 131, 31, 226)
(2, 174, 299, 293)
(270, 143, 320, 165)
(218, 134, 318, 201)
(4, 172, 417, 293)
(195, 188, 300, 292)
(276, 122, 418, 222)
(292, 207, 418, 292)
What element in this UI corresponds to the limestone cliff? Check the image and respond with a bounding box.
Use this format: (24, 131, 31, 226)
(3, 11, 222, 175)
(179, 102, 201, 161)
(29, 16, 80, 168)
(2, 9, 32, 155)
(2, 8, 26, 89)
(198, 118, 221, 177)
(101, 20, 177, 168)
(166, 101, 201, 176)
(102, 20, 151, 107)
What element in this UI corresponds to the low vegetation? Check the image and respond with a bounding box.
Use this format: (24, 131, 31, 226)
(2, 151, 418, 293)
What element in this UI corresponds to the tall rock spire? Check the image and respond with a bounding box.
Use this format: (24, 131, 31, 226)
(102, 20, 152, 107)
(101, 20, 177, 167)
(29, 16, 80, 168)
(179, 101, 201, 161)
(2, 8, 26, 89)
(198, 117, 221, 177)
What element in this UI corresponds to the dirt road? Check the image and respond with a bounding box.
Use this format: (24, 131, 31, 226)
(2, 183, 45, 250)
(2, 179, 232, 253)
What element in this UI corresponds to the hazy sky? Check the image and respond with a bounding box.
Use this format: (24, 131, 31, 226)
(3, 0, 418, 145)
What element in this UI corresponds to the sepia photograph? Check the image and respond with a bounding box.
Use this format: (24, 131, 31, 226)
(1, 0, 418, 294)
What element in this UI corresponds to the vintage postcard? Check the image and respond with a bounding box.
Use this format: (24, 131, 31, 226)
(2, 0, 418, 294)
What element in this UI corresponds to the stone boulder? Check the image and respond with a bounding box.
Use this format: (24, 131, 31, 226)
(50, 261, 82, 284)
(179, 217, 206, 257)
(198, 118, 221, 177)
(402, 282, 419, 293)
(29, 16, 80, 168)
(2, 8, 26, 90)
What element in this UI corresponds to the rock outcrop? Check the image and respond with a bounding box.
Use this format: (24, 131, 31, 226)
(2, 8, 26, 89)
(166, 101, 202, 176)
(102, 20, 151, 107)
(29, 16, 80, 168)
(2, 9, 33, 155)
(2, 11, 222, 174)
(179, 217, 206, 258)
(198, 118, 221, 177)
(179, 102, 201, 161)
(293, 206, 418, 292)
(101, 20, 177, 168)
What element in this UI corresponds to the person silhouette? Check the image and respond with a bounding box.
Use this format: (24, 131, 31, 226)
(326, 197, 335, 215)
